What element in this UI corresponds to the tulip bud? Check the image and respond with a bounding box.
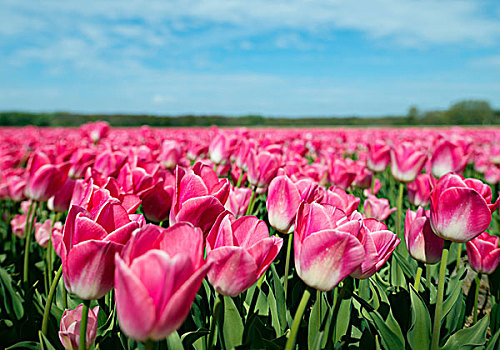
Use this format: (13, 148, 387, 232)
(363, 195, 396, 221)
(405, 208, 444, 264)
(390, 142, 427, 183)
(59, 304, 99, 350)
(466, 232, 500, 274)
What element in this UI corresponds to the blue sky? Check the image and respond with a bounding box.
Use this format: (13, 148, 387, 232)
(1, 1, 500, 117)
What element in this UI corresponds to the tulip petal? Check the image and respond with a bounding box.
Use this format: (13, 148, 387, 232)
(232, 215, 270, 249)
(115, 255, 155, 341)
(174, 195, 225, 233)
(65, 240, 121, 299)
(431, 187, 491, 242)
(296, 230, 364, 291)
(207, 246, 258, 297)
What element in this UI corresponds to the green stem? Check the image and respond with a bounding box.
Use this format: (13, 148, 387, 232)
(426, 264, 431, 290)
(207, 294, 222, 350)
(79, 300, 90, 350)
(41, 265, 63, 335)
(236, 172, 244, 188)
(246, 188, 256, 215)
(23, 201, 38, 284)
(431, 248, 449, 350)
(285, 288, 311, 350)
(414, 266, 423, 291)
(456, 243, 462, 271)
(473, 273, 481, 324)
(284, 233, 293, 300)
(396, 182, 404, 240)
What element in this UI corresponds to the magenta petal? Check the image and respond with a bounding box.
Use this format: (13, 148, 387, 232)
(152, 262, 212, 340)
(247, 236, 283, 278)
(104, 221, 139, 245)
(158, 223, 204, 268)
(266, 176, 301, 233)
(65, 240, 122, 299)
(207, 246, 258, 297)
(296, 230, 365, 291)
(73, 215, 108, 245)
(483, 249, 500, 274)
(174, 195, 225, 233)
(431, 187, 491, 242)
(232, 215, 270, 249)
(114, 255, 155, 341)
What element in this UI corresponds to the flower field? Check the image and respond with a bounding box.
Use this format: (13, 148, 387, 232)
(2, 122, 500, 350)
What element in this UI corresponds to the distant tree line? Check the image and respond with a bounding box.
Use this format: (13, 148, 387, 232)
(0, 100, 497, 127)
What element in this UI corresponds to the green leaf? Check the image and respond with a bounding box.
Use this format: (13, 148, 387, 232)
(5, 341, 39, 350)
(267, 286, 281, 337)
(270, 264, 287, 333)
(333, 297, 352, 344)
(441, 315, 489, 350)
(166, 331, 184, 350)
(39, 331, 57, 350)
(407, 286, 431, 350)
(181, 328, 210, 349)
(0, 266, 24, 320)
(223, 296, 244, 350)
(308, 292, 328, 349)
(370, 309, 406, 350)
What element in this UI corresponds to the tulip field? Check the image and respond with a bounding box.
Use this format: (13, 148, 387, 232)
(3, 122, 500, 350)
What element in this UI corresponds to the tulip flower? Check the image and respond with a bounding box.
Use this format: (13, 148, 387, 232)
(25, 152, 69, 202)
(294, 202, 365, 291)
(170, 163, 229, 234)
(114, 223, 211, 341)
(329, 159, 356, 190)
(159, 140, 182, 169)
(247, 150, 280, 191)
(322, 186, 360, 216)
(390, 142, 427, 183)
(407, 173, 433, 207)
(7, 175, 26, 202)
(53, 199, 143, 299)
(139, 181, 173, 223)
(11, 213, 31, 239)
(225, 185, 252, 218)
(59, 304, 99, 350)
(266, 175, 301, 234)
(430, 173, 499, 243)
(350, 217, 400, 279)
(364, 195, 396, 221)
(431, 140, 468, 178)
(35, 219, 62, 248)
(466, 232, 500, 274)
(209, 132, 237, 165)
(367, 140, 391, 173)
(48, 178, 76, 213)
(405, 208, 444, 264)
(206, 212, 283, 296)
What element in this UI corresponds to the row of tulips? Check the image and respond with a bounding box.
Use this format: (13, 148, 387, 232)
(1, 122, 500, 349)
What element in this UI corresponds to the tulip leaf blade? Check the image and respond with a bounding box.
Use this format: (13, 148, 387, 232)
(407, 285, 431, 350)
(0, 266, 24, 320)
(166, 331, 184, 350)
(270, 264, 287, 332)
(441, 314, 489, 350)
(369, 309, 405, 350)
(222, 296, 244, 350)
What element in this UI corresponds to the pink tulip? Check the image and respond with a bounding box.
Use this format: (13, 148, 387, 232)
(431, 140, 468, 178)
(209, 132, 237, 165)
(405, 208, 444, 264)
(206, 212, 283, 296)
(7, 175, 26, 202)
(25, 152, 69, 202)
(484, 164, 500, 185)
(363, 195, 396, 221)
(68, 149, 95, 179)
(390, 142, 427, 183)
(34, 219, 61, 248)
(48, 178, 76, 213)
(430, 173, 499, 242)
(353, 167, 373, 190)
(266, 175, 301, 233)
(363, 178, 382, 197)
(407, 173, 432, 207)
(350, 216, 400, 279)
(159, 140, 182, 169)
(114, 223, 211, 341)
(466, 232, 500, 274)
(294, 202, 365, 291)
(367, 140, 391, 173)
(321, 186, 360, 216)
(329, 159, 356, 190)
(93, 149, 127, 178)
(225, 185, 253, 218)
(59, 304, 99, 350)
(11, 213, 32, 239)
(81, 121, 110, 143)
(53, 200, 142, 299)
(247, 150, 280, 190)
(139, 181, 173, 223)
(170, 163, 229, 234)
